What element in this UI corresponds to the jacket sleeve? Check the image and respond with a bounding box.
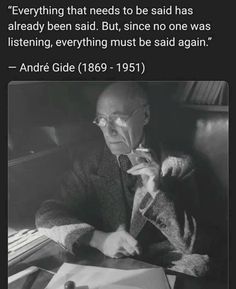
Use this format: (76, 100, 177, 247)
(139, 170, 209, 255)
(35, 161, 96, 254)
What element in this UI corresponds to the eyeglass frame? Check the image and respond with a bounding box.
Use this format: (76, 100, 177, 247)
(92, 104, 148, 129)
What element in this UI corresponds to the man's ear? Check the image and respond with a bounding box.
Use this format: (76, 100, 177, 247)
(143, 105, 150, 125)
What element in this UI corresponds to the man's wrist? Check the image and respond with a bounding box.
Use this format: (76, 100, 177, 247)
(147, 175, 160, 197)
(148, 189, 160, 199)
(89, 230, 105, 251)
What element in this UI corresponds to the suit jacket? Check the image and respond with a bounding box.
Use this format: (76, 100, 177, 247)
(35, 139, 212, 277)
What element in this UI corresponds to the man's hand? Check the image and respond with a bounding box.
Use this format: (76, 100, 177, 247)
(127, 150, 161, 196)
(127, 150, 194, 196)
(89, 226, 140, 259)
(161, 155, 194, 179)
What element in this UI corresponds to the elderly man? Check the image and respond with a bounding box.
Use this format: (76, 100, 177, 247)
(36, 82, 210, 277)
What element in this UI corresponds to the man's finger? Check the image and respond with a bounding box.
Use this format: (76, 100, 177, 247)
(113, 252, 124, 258)
(133, 150, 153, 163)
(118, 248, 130, 256)
(128, 167, 157, 177)
(122, 242, 137, 256)
(123, 233, 140, 255)
(127, 163, 150, 173)
(171, 165, 181, 177)
(161, 165, 172, 177)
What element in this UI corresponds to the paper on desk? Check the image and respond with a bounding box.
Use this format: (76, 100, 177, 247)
(103, 285, 142, 289)
(45, 263, 170, 289)
(166, 275, 176, 289)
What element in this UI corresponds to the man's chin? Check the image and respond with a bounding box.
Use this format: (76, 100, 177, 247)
(107, 142, 131, 155)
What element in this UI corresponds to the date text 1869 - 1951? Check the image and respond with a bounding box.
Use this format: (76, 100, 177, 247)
(77, 62, 145, 75)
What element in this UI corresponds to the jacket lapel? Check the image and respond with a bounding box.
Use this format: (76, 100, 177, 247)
(90, 146, 129, 231)
(129, 185, 148, 237)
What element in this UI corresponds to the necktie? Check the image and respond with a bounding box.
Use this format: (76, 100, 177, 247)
(118, 154, 136, 190)
(118, 154, 137, 214)
(118, 154, 132, 172)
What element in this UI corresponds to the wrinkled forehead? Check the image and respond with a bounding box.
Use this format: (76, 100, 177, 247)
(96, 83, 142, 115)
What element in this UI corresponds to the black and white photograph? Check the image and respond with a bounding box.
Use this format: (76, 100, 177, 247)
(8, 81, 228, 289)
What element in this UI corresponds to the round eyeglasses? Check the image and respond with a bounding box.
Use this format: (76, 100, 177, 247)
(93, 106, 145, 129)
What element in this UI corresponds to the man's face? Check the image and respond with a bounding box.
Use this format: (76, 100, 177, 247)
(96, 89, 149, 155)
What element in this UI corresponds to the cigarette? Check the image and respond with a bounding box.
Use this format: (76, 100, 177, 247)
(136, 148, 150, 152)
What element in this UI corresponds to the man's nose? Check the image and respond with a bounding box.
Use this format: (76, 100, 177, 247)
(105, 123, 118, 137)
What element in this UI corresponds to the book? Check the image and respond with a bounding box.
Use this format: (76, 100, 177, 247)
(8, 229, 50, 267)
(8, 266, 54, 289)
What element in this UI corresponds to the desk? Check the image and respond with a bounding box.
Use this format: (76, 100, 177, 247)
(8, 240, 227, 289)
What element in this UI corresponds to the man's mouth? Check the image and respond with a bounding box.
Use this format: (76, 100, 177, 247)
(108, 141, 124, 144)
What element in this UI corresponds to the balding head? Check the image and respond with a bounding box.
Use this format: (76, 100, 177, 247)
(95, 82, 150, 155)
(97, 82, 148, 109)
